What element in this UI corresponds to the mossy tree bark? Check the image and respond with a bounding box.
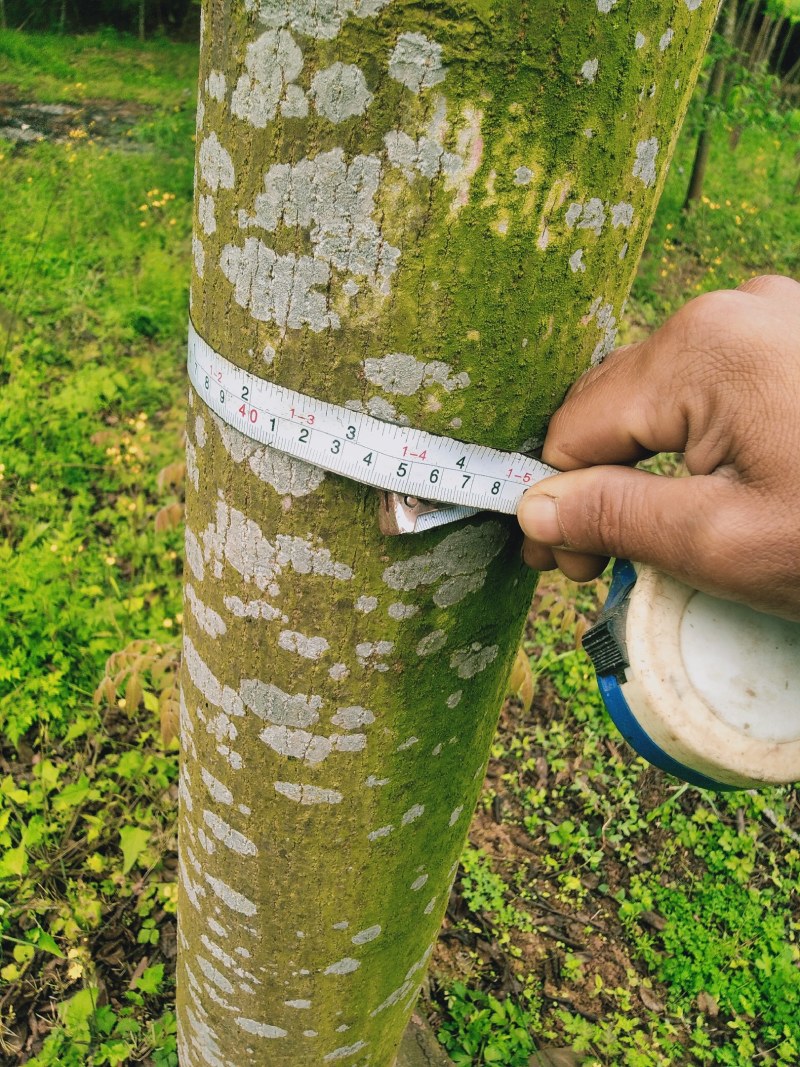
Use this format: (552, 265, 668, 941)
(178, 1, 716, 1064)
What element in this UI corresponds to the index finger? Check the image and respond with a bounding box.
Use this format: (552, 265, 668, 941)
(542, 301, 717, 470)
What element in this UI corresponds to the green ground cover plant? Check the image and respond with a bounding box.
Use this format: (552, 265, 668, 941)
(0, 27, 798, 1065)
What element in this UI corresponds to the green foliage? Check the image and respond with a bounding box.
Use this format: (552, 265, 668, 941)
(630, 120, 800, 325)
(25, 990, 177, 1067)
(621, 877, 800, 1065)
(438, 983, 540, 1067)
(0, 29, 188, 1062)
(0, 28, 198, 104)
(0, 45, 193, 745)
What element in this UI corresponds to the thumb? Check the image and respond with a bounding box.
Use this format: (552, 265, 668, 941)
(518, 465, 735, 587)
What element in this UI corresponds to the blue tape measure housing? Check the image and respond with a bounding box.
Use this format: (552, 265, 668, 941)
(592, 561, 738, 792)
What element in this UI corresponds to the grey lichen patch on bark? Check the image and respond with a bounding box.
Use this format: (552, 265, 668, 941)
(611, 201, 634, 228)
(324, 1039, 368, 1061)
(382, 521, 506, 598)
(332, 705, 375, 728)
(198, 131, 235, 190)
(203, 809, 259, 855)
(185, 582, 228, 638)
(198, 194, 217, 235)
(260, 723, 366, 764)
(363, 352, 469, 396)
(238, 148, 400, 295)
(586, 296, 619, 364)
(240, 678, 322, 727)
(206, 69, 227, 101)
(356, 640, 394, 670)
(448, 805, 464, 826)
(235, 1017, 289, 1038)
(214, 415, 326, 495)
(310, 62, 373, 122)
(274, 781, 344, 804)
(416, 630, 447, 657)
(388, 32, 446, 93)
(205, 872, 258, 916)
(352, 924, 382, 944)
(345, 396, 406, 423)
(191, 236, 205, 279)
(220, 237, 340, 332)
(184, 528, 205, 581)
(199, 497, 353, 590)
(633, 137, 660, 187)
(277, 629, 331, 658)
(246, 0, 391, 40)
(201, 766, 235, 805)
(450, 644, 499, 679)
(230, 30, 306, 128)
(388, 602, 418, 620)
(223, 594, 286, 621)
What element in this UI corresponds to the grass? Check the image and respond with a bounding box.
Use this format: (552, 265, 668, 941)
(0, 26, 798, 1066)
(0, 29, 197, 106)
(627, 95, 799, 328)
(0, 31, 194, 1064)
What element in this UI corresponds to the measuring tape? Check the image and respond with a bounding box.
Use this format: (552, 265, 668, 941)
(187, 323, 800, 790)
(187, 321, 556, 521)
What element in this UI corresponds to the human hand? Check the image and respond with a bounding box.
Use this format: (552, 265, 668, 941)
(517, 275, 800, 620)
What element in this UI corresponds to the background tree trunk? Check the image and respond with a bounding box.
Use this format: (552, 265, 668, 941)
(748, 11, 772, 66)
(775, 21, 795, 75)
(736, 0, 760, 51)
(139, 0, 146, 40)
(685, 0, 739, 206)
(178, 1, 717, 1065)
(763, 15, 786, 68)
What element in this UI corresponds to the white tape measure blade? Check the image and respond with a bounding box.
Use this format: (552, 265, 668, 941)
(187, 323, 556, 515)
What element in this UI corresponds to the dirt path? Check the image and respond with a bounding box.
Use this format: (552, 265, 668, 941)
(0, 87, 153, 147)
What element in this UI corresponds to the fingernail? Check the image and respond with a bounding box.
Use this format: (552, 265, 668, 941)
(518, 494, 562, 545)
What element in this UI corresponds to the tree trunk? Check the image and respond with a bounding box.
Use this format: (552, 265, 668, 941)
(775, 21, 795, 76)
(748, 12, 771, 67)
(763, 15, 786, 70)
(0, 0, 6, 32)
(749, 12, 784, 69)
(177, 2, 717, 1065)
(735, 0, 758, 47)
(785, 51, 800, 86)
(685, 0, 739, 207)
(139, 0, 146, 40)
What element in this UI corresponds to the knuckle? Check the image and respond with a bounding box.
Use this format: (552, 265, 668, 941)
(575, 476, 623, 556)
(736, 273, 799, 300)
(675, 290, 748, 348)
